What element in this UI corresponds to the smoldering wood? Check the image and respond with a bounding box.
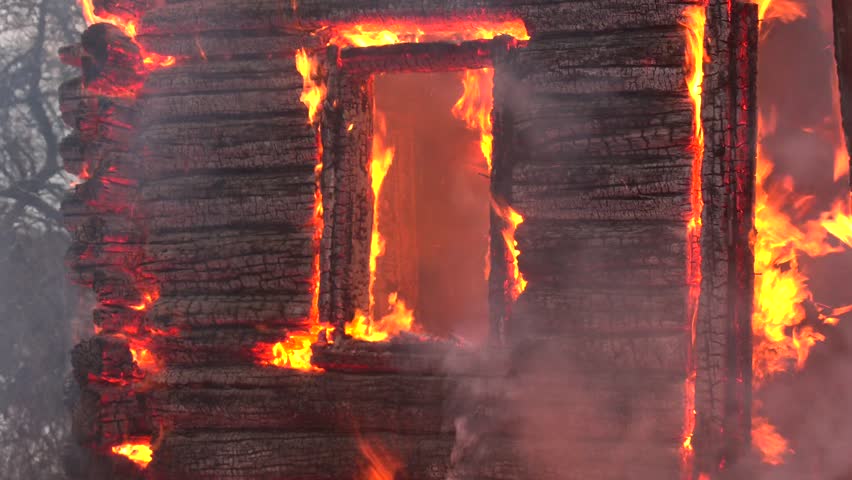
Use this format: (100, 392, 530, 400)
(834, 0, 852, 187)
(320, 64, 374, 326)
(693, 1, 758, 474)
(62, 1, 760, 478)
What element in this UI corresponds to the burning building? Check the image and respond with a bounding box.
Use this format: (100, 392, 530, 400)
(58, 0, 852, 479)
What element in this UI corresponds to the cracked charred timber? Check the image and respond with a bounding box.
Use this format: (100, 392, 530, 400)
(834, 0, 852, 192)
(60, 1, 760, 479)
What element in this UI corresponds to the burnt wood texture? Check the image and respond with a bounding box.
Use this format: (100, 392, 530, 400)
(60, 1, 759, 479)
(835, 0, 852, 189)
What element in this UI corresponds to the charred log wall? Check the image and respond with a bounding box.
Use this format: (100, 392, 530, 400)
(60, 1, 758, 479)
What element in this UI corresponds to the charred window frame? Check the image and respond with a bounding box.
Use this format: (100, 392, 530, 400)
(313, 37, 525, 341)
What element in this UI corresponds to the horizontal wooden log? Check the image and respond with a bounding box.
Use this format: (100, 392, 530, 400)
(137, 90, 307, 127)
(294, 0, 687, 36)
(338, 38, 502, 74)
(143, 367, 682, 441)
(512, 284, 686, 337)
(510, 333, 688, 375)
(137, 118, 316, 177)
(71, 382, 150, 446)
(312, 336, 462, 374)
(148, 430, 679, 480)
(71, 335, 136, 386)
(147, 327, 298, 367)
(139, 33, 314, 61)
(148, 294, 312, 329)
(141, 58, 302, 96)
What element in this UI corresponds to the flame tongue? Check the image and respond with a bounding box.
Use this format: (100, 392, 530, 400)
(452, 69, 495, 171)
(111, 440, 153, 468)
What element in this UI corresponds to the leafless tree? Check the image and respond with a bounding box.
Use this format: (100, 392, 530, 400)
(0, 0, 85, 478)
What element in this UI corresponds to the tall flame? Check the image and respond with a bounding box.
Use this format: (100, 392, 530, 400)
(344, 111, 417, 342)
(295, 49, 327, 125)
(750, 0, 852, 465)
(452, 68, 495, 171)
(260, 47, 332, 371)
(111, 440, 153, 468)
(680, 5, 706, 478)
(491, 198, 527, 302)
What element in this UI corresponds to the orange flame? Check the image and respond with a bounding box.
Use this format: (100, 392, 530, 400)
(77, 0, 175, 70)
(491, 198, 527, 302)
(295, 49, 327, 125)
(111, 440, 153, 468)
(750, 0, 852, 465)
(328, 19, 529, 48)
(260, 48, 331, 371)
(129, 345, 159, 373)
(357, 438, 403, 480)
(342, 110, 418, 342)
(752, 129, 844, 384)
(129, 290, 159, 311)
(751, 0, 806, 23)
(259, 323, 333, 371)
(452, 68, 495, 171)
(346, 293, 416, 342)
(680, 5, 706, 476)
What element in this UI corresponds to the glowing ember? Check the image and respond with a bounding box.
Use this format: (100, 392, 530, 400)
(357, 438, 403, 480)
(111, 441, 153, 468)
(129, 345, 158, 372)
(328, 19, 529, 48)
(77, 0, 175, 71)
(258, 324, 333, 371)
(129, 290, 159, 311)
(343, 110, 418, 342)
(679, 5, 706, 476)
(452, 68, 495, 171)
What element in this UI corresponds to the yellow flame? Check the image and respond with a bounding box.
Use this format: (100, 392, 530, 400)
(491, 198, 527, 301)
(111, 441, 153, 468)
(295, 48, 327, 125)
(452, 68, 495, 171)
(328, 19, 529, 48)
(346, 293, 416, 342)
